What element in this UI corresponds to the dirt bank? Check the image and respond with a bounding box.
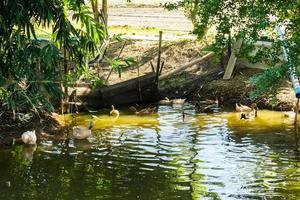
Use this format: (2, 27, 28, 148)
(191, 68, 295, 110)
(101, 39, 296, 110)
(101, 39, 206, 85)
(0, 113, 66, 148)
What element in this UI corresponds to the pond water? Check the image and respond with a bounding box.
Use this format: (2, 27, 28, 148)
(1, 104, 300, 199)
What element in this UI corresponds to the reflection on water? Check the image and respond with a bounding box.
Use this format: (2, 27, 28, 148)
(1, 105, 300, 199)
(22, 144, 37, 161)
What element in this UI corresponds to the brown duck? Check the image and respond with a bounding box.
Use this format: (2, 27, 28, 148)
(130, 106, 157, 115)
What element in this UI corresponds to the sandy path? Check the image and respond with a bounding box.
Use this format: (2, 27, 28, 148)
(110, 0, 180, 6)
(108, 7, 193, 32)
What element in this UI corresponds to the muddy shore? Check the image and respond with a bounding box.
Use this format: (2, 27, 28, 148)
(0, 113, 66, 147)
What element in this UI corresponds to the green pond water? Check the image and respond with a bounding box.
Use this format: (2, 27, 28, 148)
(1, 104, 300, 199)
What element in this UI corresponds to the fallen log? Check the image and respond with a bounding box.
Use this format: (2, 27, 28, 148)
(183, 69, 224, 97)
(65, 72, 158, 109)
(159, 52, 215, 80)
(159, 68, 224, 98)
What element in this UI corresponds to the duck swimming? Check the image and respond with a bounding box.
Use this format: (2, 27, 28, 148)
(130, 106, 157, 115)
(240, 103, 258, 120)
(21, 130, 37, 145)
(172, 98, 186, 105)
(195, 99, 219, 113)
(236, 103, 252, 112)
(72, 121, 94, 140)
(283, 105, 299, 119)
(110, 105, 120, 116)
(158, 97, 173, 105)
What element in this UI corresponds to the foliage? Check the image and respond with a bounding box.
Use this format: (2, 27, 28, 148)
(164, 0, 300, 99)
(0, 0, 105, 116)
(105, 35, 137, 78)
(107, 56, 136, 78)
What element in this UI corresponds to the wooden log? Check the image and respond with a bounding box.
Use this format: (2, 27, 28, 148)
(156, 31, 163, 83)
(71, 73, 157, 100)
(159, 68, 224, 98)
(64, 102, 83, 106)
(159, 61, 165, 75)
(79, 83, 158, 108)
(73, 83, 91, 87)
(183, 69, 224, 97)
(150, 61, 155, 72)
(159, 52, 215, 80)
(295, 98, 299, 125)
(99, 72, 157, 97)
(223, 38, 243, 80)
(137, 56, 142, 102)
(68, 87, 92, 96)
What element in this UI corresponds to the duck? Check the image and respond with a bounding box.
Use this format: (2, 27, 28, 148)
(235, 103, 252, 112)
(240, 103, 258, 120)
(284, 111, 295, 119)
(130, 106, 157, 115)
(283, 105, 298, 119)
(110, 105, 120, 116)
(195, 99, 219, 113)
(198, 99, 218, 105)
(72, 121, 94, 140)
(158, 97, 173, 105)
(172, 98, 186, 104)
(21, 130, 37, 145)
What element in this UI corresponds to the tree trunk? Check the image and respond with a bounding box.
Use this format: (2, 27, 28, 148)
(91, 0, 99, 22)
(102, 0, 108, 24)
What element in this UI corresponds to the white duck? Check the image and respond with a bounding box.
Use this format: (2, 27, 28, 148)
(158, 97, 173, 105)
(72, 121, 94, 140)
(21, 130, 37, 145)
(236, 103, 252, 112)
(172, 98, 186, 105)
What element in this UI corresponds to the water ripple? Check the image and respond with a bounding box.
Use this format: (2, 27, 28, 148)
(1, 105, 300, 199)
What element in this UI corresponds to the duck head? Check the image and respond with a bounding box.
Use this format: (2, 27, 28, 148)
(129, 106, 137, 112)
(240, 113, 247, 120)
(87, 121, 94, 130)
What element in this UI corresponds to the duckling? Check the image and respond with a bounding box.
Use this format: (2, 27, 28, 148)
(110, 105, 120, 116)
(284, 111, 295, 119)
(283, 105, 298, 119)
(21, 130, 37, 145)
(159, 97, 172, 105)
(130, 106, 157, 115)
(172, 98, 186, 105)
(240, 104, 258, 120)
(72, 121, 94, 140)
(202, 105, 215, 113)
(235, 103, 252, 112)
